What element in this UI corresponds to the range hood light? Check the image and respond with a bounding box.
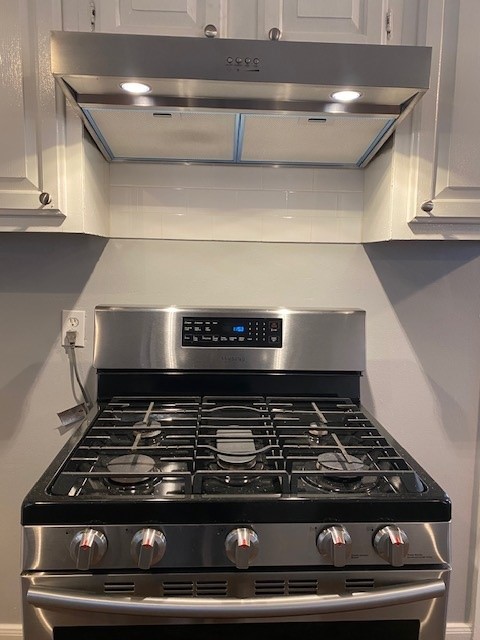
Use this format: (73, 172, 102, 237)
(331, 90, 362, 102)
(120, 81, 151, 94)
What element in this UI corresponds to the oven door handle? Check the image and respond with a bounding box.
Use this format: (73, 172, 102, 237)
(27, 579, 445, 618)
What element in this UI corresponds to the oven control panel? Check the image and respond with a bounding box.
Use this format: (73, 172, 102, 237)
(182, 317, 283, 347)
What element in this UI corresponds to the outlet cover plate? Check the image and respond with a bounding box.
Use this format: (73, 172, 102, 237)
(62, 309, 86, 347)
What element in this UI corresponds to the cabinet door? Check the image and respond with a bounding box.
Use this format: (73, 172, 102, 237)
(63, 0, 226, 37)
(0, 0, 63, 215)
(257, 0, 388, 43)
(410, 0, 480, 224)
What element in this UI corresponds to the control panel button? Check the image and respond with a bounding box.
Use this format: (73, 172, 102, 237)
(227, 57, 233, 64)
(253, 58, 260, 64)
(235, 57, 242, 64)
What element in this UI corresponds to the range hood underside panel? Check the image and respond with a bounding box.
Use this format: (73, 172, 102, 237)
(84, 108, 396, 166)
(87, 109, 237, 161)
(241, 114, 394, 165)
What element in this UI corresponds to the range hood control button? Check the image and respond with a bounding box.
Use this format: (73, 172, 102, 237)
(225, 528, 259, 569)
(131, 528, 167, 570)
(235, 57, 242, 64)
(70, 529, 107, 570)
(227, 57, 233, 64)
(316, 525, 352, 567)
(373, 525, 409, 566)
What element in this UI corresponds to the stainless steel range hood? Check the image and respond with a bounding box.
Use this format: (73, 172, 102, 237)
(51, 32, 431, 168)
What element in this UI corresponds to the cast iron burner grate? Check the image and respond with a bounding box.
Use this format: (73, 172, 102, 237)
(47, 396, 426, 498)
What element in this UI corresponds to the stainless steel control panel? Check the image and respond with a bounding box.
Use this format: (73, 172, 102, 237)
(23, 522, 450, 572)
(182, 317, 283, 348)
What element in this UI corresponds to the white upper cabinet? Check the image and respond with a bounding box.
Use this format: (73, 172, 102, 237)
(409, 0, 480, 225)
(257, 0, 388, 43)
(363, 0, 480, 240)
(0, 0, 109, 233)
(0, 0, 64, 219)
(62, 0, 412, 44)
(62, 0, 227, 37)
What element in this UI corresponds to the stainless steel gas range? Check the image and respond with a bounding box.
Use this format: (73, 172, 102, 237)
(21, 307, 451, 640)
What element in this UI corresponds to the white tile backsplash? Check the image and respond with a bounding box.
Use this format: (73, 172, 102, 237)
(261, 166, 314, 191)
(162, 211, 213, 240)
(110, 163, 363, 243)
(140, 187, 187, 214)
(287, 191, 338, 215)
(313, 168, 364, 192)
(262, 212, 312, 242)
(211, 211, 263, 241)
(186, 188, 234, 211)
(236, 189, 287, 213)
(337, 191, 364, 217)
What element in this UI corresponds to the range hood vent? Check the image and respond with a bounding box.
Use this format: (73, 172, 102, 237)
(51, 32, 431, 169)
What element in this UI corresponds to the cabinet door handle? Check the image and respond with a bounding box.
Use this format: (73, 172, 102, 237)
(269, 27, 282, 41)
(39, 192, 52, 206)
(204, 24, 217, 38)
(421, 200, 434, 213)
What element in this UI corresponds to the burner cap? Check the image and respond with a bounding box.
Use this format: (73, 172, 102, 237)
(133, 419, 161, 429)
(106, 454, 156, 485)
(217, 454, 257, 470)
(216, 428, 257, 470)
(316, 451, 366, 474)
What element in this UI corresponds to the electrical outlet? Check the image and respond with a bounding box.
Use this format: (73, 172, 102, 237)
(62, 310, 86, 347)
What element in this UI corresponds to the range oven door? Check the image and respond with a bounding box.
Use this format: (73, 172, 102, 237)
(22, 569, 449, 640)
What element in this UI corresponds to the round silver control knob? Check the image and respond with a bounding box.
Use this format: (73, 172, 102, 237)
(373, 525, 409, 567)
(70, 529, 107, 570)
(225, 528, 259, 569)
(131, 528, 166, 570)
(316, 525, 352, 567)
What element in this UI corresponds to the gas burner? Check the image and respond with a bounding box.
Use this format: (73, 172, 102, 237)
(301, 451, 377, 494)
(132, 425, 162, 447)
(208, 428, 264, 486)
(307, 424, 329, 445)
(105, 454, 157, 491)
(216, 428, 258, 469)
(316, 451, 367, 474)
(208, 463, 265, 486)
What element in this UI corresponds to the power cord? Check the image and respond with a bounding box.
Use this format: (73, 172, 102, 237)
(66, 330, 93, 410)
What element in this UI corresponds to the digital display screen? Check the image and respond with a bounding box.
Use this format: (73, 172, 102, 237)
(232, 325, 245, 333)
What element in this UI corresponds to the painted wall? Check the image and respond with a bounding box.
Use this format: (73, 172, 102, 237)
(0, 235, 479, 629)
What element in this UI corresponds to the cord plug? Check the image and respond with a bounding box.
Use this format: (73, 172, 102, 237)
(66, 330, 77, 347)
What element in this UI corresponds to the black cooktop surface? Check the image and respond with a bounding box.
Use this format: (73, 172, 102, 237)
(22, 396, 451, 525)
